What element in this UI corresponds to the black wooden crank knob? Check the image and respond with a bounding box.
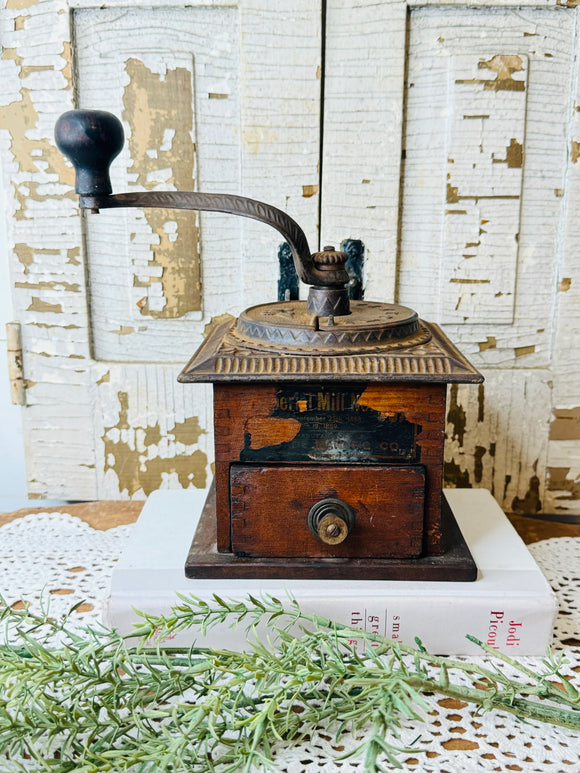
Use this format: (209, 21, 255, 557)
(55, 109, 124, 196)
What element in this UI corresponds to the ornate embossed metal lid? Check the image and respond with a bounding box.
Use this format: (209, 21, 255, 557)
(177, 310, 483, 384)
(177, 246, 482, 384)
(233, 300, 427, 353)
(174, 245, 482, 384)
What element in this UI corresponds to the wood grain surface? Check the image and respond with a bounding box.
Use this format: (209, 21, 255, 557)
(214, 382, 447, 554)
(229, 464, 425, 559)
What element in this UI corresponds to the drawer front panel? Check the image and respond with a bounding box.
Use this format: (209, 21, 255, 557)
(230, 464, 425, 559)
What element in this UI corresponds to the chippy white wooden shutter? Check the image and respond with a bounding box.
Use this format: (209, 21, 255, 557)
(4, 0, 579, 516)
(321, 0, 580, 515)
(0, 0, 321, 499)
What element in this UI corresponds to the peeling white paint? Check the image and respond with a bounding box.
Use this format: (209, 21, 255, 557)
(1, 0, 321, 499)
(323, 2, 579, 514)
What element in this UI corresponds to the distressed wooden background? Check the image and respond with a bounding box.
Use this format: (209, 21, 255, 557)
(1, 0, 579, 516)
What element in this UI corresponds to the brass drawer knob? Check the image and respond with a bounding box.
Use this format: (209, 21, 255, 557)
(308, 498, 355, 545)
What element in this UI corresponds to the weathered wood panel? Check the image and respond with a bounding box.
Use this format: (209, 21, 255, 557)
(238, 2, 321, 309)
(432, 51, 527, 325)
(0, 0, 94, 498)
(409, 0, 571, 5)
(75, 6, 238, 362)
(4, 0, 579, 511)
(445, 372, 552, 513)
(229, 464, 426, 558)
(399, 7, 575, 513)
(94, 366, 213, 499)
(321, 0, 407, 301)
(0, 0, 321, 499)
(322, 2, 578, 515)
(546, 7, 580, 514)
(400, 7, 573, 363)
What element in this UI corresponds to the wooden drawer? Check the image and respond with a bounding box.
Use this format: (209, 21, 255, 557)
(230, 464, 425, 559)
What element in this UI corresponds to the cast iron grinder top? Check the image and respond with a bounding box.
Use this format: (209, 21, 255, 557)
(55, 108, 482, 386)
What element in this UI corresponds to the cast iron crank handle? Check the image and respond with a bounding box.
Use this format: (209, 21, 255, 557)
(54, 109, 348, 289)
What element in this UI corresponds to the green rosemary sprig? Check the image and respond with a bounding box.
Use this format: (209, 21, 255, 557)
(0, 594, 578, 772)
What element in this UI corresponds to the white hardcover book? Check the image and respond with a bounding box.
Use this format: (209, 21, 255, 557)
(105, 489, 557, 656)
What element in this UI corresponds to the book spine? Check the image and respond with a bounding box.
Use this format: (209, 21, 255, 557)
(105, 592, 556, 657)
(335, 598, 555, 656)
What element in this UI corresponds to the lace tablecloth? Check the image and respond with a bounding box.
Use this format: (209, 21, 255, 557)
(1, 511, 580, 771)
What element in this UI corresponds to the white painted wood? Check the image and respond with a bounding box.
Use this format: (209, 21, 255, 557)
(0, 0, 321, 499)
(546, 8, 580, 514)
(321, 0, 407, 302)
(399, 7, 573, 367)
(398, 6, 575, 512)
(446, 372, 551, 513)
(0, 155, 29, 507)
(238, 2, 321, 307)
(405, 50, 528, 326)
(75, 6, 239, 362)
(409, 0, 564, 6)
(4, 0, 579, 515)
(321, 2, 580, 514)
(0, 0, 94, 499)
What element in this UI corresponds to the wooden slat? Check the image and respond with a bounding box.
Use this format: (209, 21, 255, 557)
(0, 0, 321, 499)
(321, 0, 407, 302)
(546, 9, 580, 514)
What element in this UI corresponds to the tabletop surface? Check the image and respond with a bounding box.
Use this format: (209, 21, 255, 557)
(1, 496, 579, 771)
(3, 499, 580, 543)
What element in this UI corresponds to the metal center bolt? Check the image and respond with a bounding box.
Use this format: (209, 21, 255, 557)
(325, 522, 342, 538)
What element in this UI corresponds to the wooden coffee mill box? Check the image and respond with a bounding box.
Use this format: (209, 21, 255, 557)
(56, 109, 483, 583)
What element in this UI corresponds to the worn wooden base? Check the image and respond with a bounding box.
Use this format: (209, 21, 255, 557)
(185, 485, 477, 581)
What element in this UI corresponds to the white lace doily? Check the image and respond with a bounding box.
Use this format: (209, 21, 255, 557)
(1, 512, 580, 771)
(0, 512, 133, 629)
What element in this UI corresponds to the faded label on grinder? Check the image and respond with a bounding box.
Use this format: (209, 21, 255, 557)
(241, 385, 419, 463)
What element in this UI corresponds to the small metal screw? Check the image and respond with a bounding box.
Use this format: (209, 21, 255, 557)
(326, 523, 341, 538)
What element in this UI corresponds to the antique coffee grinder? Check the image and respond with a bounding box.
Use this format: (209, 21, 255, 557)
(56, 109, 483, 582)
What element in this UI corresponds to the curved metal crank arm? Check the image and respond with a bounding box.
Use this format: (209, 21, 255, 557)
(79, 190, 334, 287)
(55, 109, 349, 290)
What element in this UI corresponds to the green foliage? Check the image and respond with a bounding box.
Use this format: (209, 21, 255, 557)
(0, 595, 578, 772)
